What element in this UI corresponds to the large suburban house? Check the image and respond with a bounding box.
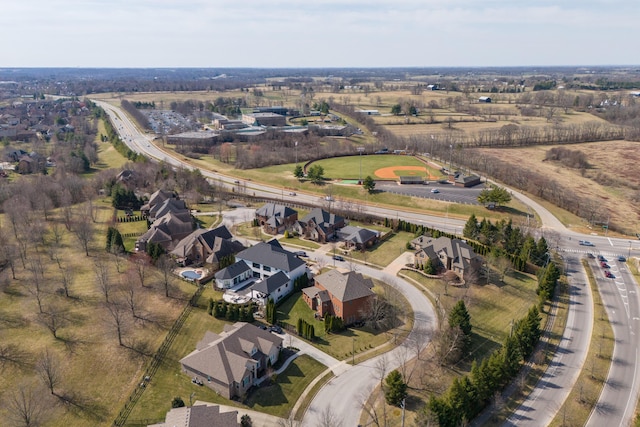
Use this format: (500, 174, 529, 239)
(255, 203, 298, 235)
(336, 225, 380, 250)
(293, 208, 345, 243)
(170, 225, 245, 268)
(302, 270, 375, 325)
(135, 190, 194, 253)
(214, 240, 308, 304)
(180, 323, 283, 400)
(413, 235, 482, 280)
(149, 404, 239, 427)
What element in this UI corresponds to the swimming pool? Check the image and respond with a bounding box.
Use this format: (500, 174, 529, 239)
(181, 269, 203, 280)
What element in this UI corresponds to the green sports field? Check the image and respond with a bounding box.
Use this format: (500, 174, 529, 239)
(309, 154, 442, 180)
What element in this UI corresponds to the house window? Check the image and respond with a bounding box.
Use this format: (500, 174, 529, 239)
(253, 271, 260, 278)
(252, 262, 260, 269)
(263, 266, 271, 272)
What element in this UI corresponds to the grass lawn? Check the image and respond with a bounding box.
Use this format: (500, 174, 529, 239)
(279, 236, 320, 250)
(276, 284, 412, 361)
(244, 355, 326, 418)
(346, 231, 413, 267)
(401, 267, 539, 366)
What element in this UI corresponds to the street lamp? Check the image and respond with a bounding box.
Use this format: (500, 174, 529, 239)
(295, 140, 298, 166)
(449, 144, 453, 172)
(357, 147, 365, 183)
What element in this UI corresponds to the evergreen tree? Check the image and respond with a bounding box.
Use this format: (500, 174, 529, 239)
(423, 257, 436, 275)
(384, 370, 407, 406)
(449, 300, 472, 336)
(463, 214, 479, 239)
(362, 175, 376, 193)
(293, 164, 304, 178)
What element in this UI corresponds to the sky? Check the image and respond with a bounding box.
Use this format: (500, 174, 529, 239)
(2, 0, 638, 68)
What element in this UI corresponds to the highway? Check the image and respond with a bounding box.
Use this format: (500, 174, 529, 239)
(94, 99, 640, 426)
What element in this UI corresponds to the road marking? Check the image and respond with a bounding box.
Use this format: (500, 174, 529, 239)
(608, 237, 614, 246)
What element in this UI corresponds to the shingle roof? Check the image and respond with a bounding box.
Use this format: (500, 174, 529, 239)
(237, 241, 305, 273)
(215, 260, 251, 280)
(151, 404, 239, 427)
(255, 203, 297, 219)
(337, 226, 378, 244)
(301, 208, 344, 229)
(314, 270, 375, 303)
(251, 271, 290, 295)
(180, 323, 282, 387)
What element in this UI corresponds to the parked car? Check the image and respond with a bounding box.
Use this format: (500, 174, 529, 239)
(618, 255, 626, 262)
(294, 251, 308, 257)
(579, 240, 594, 246)
(332, 255, 345, 262)
(604, 270, 615, 279)
(601, 262, 610, 269)
(269, 325, 283, 334)
(430, 188, 440, 193)
(587, 253, 595, 259)
(597, 255, 606, 262)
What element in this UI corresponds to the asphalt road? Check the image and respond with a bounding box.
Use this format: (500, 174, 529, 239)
(376, 180, 484, 205)
(94, 99, 640, 427)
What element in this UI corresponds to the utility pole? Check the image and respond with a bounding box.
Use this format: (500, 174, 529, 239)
(352, 337, 355, 364)
(295, 140, 298, 166)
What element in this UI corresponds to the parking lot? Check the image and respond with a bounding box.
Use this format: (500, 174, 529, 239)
(376, 181, 485, 205)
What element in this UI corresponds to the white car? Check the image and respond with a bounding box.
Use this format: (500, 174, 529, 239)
(579, 240, 594, 246)
(430, 188, 440, 193)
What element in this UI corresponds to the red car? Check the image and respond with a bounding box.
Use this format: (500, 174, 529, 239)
(601, 262, 610, 269)
(604, 270, 615, 278)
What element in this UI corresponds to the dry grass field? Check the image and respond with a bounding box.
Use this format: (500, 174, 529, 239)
(0, 199, 198, 427)
(477, 140, 640, 233)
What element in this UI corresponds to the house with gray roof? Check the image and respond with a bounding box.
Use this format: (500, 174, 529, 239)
(216, 240, 308, 303)
(135, 211, 194, 253)
(141, 189, 177, 217)
(171, 225, 244, 268)
(336, 226, 380, 250)
(302, 270, 375, 325)
(180, 322, 283, 400)
(413, 236, 482, 280)
(214, 260, 253, 290)
(294, 208, 345, 243)
(148, 404, 239, 427)
(249, 271, 291, 305)
(255, 203, 298, 235)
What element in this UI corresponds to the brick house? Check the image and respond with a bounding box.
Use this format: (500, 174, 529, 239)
(293, 208, 345, 243)
(302, 270, 375, 325)
(255, 203, 298, 235)
(413, 236, 482, 280)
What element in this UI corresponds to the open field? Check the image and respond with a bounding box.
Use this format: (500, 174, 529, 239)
(477, 140, 640, 233)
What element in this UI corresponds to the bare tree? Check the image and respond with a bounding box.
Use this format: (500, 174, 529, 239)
(73, 208, 94, 256)
(0, 344, 31, 372)
(58, 263, 76, 299)
(359, 389, 387, 427)
(157, 255, 175, 298)
(35, 349, 61, 396)
(25, 258, 46, 314)
(0, 226, 18, 279)
(37, 304, 68, 339)
(433, 325, 465, 365)
(316, 407, 343, 427)
(104, 301, 128, 347)
(131, 253, 151, 288)
(94, 257, 112, 304)
(6, 383, 49, 427)
(276, 416, 300, 427)
(121, 281, 143, 320)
